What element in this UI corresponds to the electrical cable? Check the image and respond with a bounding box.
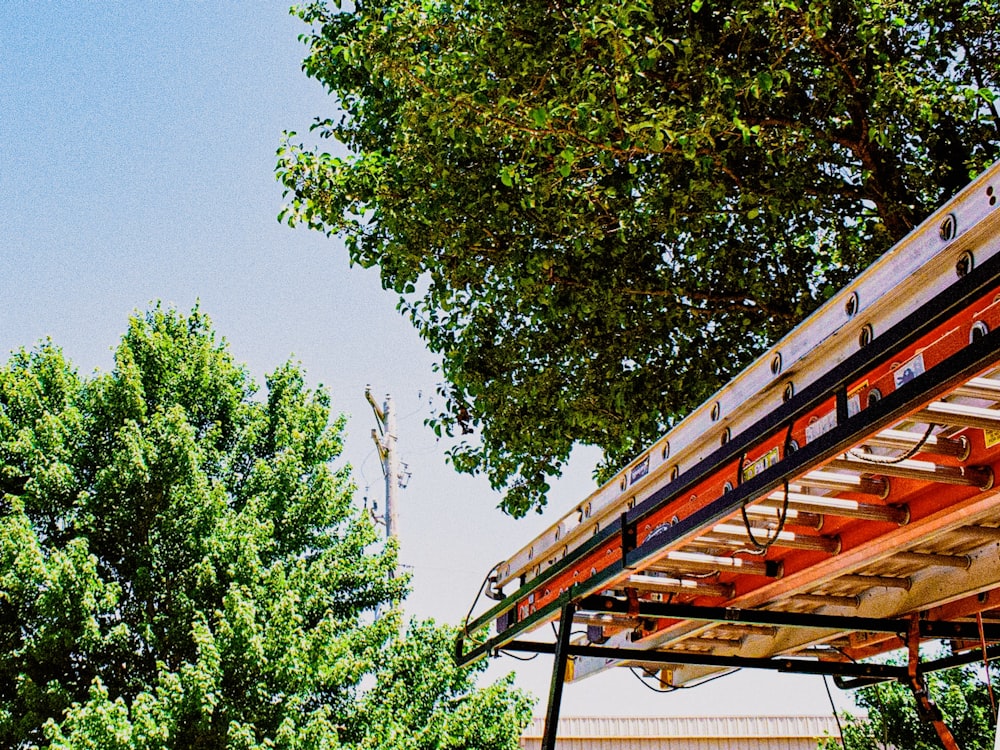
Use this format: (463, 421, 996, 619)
(740, 478, 790, 553)
(397, 405, 426, 422)
(738, 422, 794, 553)
(847, 421, 937, 464)
(630, 667, 678, 692)
(499, 650, 538, 661)
(358, 447, 378, 487)
(830, 645, 890, 748)
(823, 674, 848, 749)
(630, 665, 739, 693)
(462, 561, 502, 643)
(549, 622, 587, 639)
(683, 570, 722, 579)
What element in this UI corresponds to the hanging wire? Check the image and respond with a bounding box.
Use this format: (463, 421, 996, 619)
(823, 675, 848, 749)
(630, 666, 738, 693)
(499, 649, 538, 661)
(684, 570, 723, 579)
(549, 621, 588, 639)
(358, 446, 379, 487)
(738, 422, 794, 553)
(848, 422, 937, 464)
(829, 645, 890, 748)
(630, 667, 679, 692)
(740, 478, 790, 553)
(462, 561, 502, 644)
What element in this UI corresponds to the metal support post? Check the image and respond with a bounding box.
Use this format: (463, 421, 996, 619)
(541, 600, 577, 750)
(994, 700, 1000, 750)
(905, 615, 960, 750)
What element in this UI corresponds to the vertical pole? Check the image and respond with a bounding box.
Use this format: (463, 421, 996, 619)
(906, 615, 961, 750)
(541, 600, 577, 750)
(978, 613, 997, 717)
(367, 387, 402, 575)
(366, 388, 402, 629)
(383, 394, 400, 571)
(994, 699, 1000, 750)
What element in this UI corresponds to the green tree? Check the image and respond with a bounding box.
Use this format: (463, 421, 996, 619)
(0, 306, 531, 749)
(278, 0, 1000, 515)
(351, 621, 530, 750)
(820, 665, 999, 749)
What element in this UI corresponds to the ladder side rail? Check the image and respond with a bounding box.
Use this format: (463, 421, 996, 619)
(496, 162, 1000, 590)
(526, 267, 1000, 631)
(626, 237, 1000, 534)
(518, 323, 1000, 667)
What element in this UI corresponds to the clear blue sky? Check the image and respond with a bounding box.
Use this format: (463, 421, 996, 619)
(0, 2, 854, 720)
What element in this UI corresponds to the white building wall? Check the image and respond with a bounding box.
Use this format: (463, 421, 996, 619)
(520, 716, 841, 750)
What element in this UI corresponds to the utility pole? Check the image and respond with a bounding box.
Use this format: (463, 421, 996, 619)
(366, 386, 401, 576)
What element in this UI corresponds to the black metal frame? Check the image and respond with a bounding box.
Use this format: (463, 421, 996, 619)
(504, 639, 1000, 681)
(528, 594, 1000, 750)
(577, 595, 1000, 641)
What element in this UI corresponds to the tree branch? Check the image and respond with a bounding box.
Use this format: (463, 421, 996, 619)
(546, 271, 796, 320)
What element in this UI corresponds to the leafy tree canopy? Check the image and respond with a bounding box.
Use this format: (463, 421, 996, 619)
(0, 306, 531, 749)
(820, 662, 999, 750)
(278, 0, 1000, 515)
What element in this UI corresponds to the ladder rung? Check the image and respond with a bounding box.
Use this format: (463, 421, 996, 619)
(951, 377, 1000, 401)
(762, 491, 909, 524)
(891, 551, 971, 569)
(623, 574, 733, 599)
(787, 593, 860, 608)
(709, 624, 779, 638)
(671, 636, 743, 650)
(863, 429, 968, 459)
(835, 573, 911, 591)
(575, 612, 635, 627)
(794, 472, 889, 497)
(684, 537, 750, 552)
(657, 646, 733, 656)
(827, 455, 993, 488)
(707, 524, 841, 554)
(744, 504, 823, 529)
(916, 401, 1000, 431)
(945, 524, 1000, 542)
(646, 550, 780, 578)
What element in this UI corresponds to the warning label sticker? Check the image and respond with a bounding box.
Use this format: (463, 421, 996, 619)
(893, 353, 926, 389)
(805, 394, 861, 444)
(742, 446, 780, 483)
(805, 411, 838, 444)
(629, 455, 650, 485)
